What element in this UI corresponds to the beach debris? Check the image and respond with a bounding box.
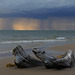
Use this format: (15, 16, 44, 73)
(12, 45, 43, 68)
(6, 63, 15, 67)
(32, 48, 75, 69)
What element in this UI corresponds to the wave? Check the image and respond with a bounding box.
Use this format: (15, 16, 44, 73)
(0, 51, 11, 54)
(56, 37, 66, 40)
(0, 51, 12, 57)
(0, 36, 74, 44)
(0, 38, 71, 45)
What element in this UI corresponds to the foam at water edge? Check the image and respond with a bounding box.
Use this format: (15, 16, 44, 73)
(0, 39, 67, 44)
(56, 37, 66, 40)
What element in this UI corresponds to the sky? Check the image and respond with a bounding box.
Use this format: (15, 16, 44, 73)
(0, 0, 75, 30)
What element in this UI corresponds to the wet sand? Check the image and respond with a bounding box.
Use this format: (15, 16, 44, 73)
(49, 43, 75, 52)
(0, 43, 75, 75)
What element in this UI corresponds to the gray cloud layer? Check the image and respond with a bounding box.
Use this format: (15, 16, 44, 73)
(0, 0, 75, 18)
(0, 0, 75, 30)
(0, 0, 75, 11)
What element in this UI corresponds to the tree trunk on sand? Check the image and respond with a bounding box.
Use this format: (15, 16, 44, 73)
(32, 48, 75, 69)
(12, 45, 43, 68)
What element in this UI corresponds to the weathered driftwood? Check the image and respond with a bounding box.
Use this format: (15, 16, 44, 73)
(12, 45, 43, 68)
(32, 48, 75, 69)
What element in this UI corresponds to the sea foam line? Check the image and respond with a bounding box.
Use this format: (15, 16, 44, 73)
(0, 39, 67, 44)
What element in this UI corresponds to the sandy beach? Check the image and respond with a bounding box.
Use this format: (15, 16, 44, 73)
(0, 43, 75, 75)
(50, 43, 75, 52)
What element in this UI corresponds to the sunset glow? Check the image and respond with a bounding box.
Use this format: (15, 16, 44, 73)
(13, 18, 40, 30)
(0, 18, 75, 30)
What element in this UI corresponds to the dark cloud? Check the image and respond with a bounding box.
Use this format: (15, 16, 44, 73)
(0, 0, 75, 30)
(0, 0, 75, 19)
(0, 6, 75, 19)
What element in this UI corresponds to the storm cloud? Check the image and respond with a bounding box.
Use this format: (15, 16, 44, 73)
(0, 0, 75, 18)
(0, 0, 75, 30)
(0, 18, 75, 30)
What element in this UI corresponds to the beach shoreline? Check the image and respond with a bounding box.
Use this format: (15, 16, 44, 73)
(0, 43, 75, 75)
(49, 43, 75, 52)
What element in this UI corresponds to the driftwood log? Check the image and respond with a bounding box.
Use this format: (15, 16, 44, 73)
(12, 45, 43, 68)
(32, 48, 75, 69)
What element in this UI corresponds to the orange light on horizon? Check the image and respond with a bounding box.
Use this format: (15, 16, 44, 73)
(0, 18, 75, 30)
(13, 18, 40, 30)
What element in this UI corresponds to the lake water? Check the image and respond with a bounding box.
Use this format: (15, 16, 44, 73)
(0, 30, 75, 57)
(0, 30, 75, 44)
